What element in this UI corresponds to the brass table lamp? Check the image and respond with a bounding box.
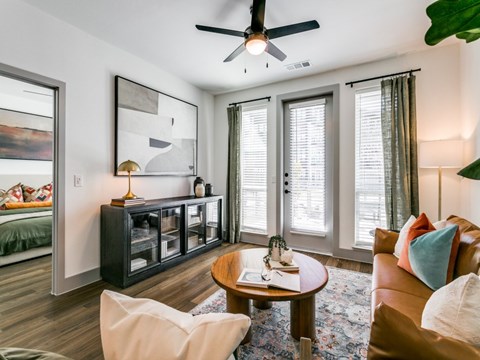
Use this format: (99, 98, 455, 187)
(117, 160, 141, 199)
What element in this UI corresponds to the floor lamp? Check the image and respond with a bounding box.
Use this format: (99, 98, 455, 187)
(419, 140, 463, 221)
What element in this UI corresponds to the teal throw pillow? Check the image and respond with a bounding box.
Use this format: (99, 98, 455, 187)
(408, 225, 458, 291)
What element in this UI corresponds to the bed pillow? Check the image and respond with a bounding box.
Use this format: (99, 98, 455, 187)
(397, 213, 436, 275)
(5, 200, 52, 209)
(422, 273, 480, 346)
(100, 290, 250, 360)
(22, 183, 53, 202)
(394, 215, 416, 258)
(0, 183, 24, 210)
(408, 224, 460, 290)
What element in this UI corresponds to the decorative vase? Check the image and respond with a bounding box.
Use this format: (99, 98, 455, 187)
(280, 248, 293, 264)
(271, 246, 281, 261)
(205, 183, 213, 196)
(194, 177, 205, 197)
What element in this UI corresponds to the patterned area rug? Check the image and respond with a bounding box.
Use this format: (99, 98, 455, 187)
(190, 267, 371, 359)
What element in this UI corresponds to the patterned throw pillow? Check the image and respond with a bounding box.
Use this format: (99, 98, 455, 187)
(22, 183, 53, 202)
(0, 183, 24, 209)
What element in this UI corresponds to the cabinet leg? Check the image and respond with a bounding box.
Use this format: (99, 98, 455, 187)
(226, 292, 251, 344)
(290, 296, 316, 340)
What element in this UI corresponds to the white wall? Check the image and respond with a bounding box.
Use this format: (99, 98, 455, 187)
(460, 41, 480, 223)
(214, 44, 463, 260)
(0, 0, 214, 280)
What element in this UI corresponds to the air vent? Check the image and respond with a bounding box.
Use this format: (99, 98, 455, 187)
(285, 60, 311, 71)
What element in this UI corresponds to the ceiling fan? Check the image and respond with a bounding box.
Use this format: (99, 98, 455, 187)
(195, 0, 320, 63)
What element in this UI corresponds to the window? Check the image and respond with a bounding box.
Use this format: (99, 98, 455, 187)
(240, 105, 267, 233)
(355, 87, 386, 246)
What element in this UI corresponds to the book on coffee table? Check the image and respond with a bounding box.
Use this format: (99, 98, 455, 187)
(236, 268, 301, 292)
(267, 259, 299, 272)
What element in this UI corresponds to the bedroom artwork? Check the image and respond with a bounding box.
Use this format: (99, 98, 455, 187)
(0, 108, 53, 161)
(115, 76, 198, 176)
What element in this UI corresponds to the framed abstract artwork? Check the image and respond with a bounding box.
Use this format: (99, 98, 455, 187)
(0, 108, 53, 161)
(115, 76, 198, 176)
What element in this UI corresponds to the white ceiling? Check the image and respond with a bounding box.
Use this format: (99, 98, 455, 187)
(21, 0, 445, 94)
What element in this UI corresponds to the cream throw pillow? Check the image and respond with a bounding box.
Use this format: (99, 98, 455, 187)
(100, 290, 251, 360)
(393, 215, 416, 258)
(421, 273, 480, 346)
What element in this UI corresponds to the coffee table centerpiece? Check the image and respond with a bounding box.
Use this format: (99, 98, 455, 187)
(211, 248, 329, 343)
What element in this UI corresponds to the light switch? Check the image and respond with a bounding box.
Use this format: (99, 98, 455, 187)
(74, 174, 84, 187)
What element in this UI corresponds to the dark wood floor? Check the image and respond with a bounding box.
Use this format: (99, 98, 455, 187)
(0, 243, 372, 359)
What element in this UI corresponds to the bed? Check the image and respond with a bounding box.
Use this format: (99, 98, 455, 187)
(0, 207, 52, 266)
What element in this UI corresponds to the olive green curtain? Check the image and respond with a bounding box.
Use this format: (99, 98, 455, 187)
(381, 75, 419, 231)
(227, 105, 242, 243)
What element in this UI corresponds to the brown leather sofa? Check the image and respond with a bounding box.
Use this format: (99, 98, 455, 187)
(368, 215, 480, 359)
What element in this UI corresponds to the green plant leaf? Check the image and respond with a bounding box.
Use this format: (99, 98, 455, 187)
(456, 28, 480, 42)
(425, 0, 480, 45)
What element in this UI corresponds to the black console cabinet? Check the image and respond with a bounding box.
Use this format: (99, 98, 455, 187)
(101, 195, 222, 288)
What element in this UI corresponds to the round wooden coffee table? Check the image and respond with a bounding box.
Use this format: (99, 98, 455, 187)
(211, 248, 328, 343)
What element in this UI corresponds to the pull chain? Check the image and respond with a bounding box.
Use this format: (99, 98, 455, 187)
(244, 51, 247, 74)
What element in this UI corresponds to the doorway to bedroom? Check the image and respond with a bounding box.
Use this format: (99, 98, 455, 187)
(0, 72, 55, 290)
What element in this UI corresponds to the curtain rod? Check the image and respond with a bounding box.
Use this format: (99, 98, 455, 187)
(345, 68, 421, 88)
(229, 96, 271, 107)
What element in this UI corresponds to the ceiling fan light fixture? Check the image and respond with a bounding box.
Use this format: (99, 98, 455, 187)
(245, 33, 267, 55)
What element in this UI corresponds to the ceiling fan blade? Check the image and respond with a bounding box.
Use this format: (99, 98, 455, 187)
(267, 20, 320, 40)
(196, 25, 245, 37)
(250, 0, 266, 33)
(265, 41, 287, 61)
(224, 43, 246, 62)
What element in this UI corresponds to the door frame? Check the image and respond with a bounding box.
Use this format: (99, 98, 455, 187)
(276, 84, 339, 255)
(0, 63, 66, 295)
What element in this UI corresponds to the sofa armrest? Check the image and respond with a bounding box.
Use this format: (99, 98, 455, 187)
(368, 303, 480, 360)
(373, 228, 399, 256)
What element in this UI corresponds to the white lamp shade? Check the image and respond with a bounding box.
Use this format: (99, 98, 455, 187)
(419, 140, 463, 168)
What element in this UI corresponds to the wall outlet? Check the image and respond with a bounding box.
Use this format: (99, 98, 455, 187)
(74, 174, 84, 187)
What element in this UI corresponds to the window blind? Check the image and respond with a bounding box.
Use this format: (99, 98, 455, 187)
(240, 105, 267, 233)
(288, 99, 326, 233)
(355, 87, 387, 246)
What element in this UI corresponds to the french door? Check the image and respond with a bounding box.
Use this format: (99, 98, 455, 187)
(283, 96, 333, 254)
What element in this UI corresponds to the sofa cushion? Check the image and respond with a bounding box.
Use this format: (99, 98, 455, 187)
(422, 273, 480, 346)
(372, 254, 433, 299)
(367, 303, 480, 360)
(394, 215, 416, 258)
(408, 225, 460, 290)
(447, 216, 480, 277)
(371, 288, 429, 326)
(100, 290, 250, 360)
(398, 213, 436, 275)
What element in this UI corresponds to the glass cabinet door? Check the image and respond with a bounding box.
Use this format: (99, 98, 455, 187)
(206, 201, 219, 243)
(160, 207, 182, 260)
(129, 212, 159, 274)
(187, 204, 205, 251)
